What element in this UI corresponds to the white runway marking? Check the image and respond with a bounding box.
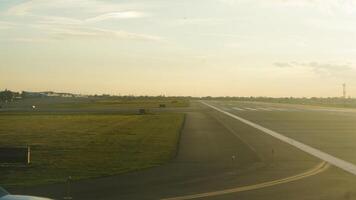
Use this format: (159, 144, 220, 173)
(202, 101, 356, 176)
(256, 107, 271, 111)
(244, 107, 257, 111)
(233, 107, 244, 111)
(272, 108, 287, 111)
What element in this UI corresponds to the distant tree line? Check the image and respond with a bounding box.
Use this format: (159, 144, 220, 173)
(90, 94, 191, 101)
(3, 88, 356, 108)
(0, 89, 193, 102)
(0, 89, 21, 102)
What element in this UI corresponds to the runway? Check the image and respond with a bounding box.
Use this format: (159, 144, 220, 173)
(202, 101, 356, 175)
(9, 101, 356, 199)
(162, 161, 329, 200)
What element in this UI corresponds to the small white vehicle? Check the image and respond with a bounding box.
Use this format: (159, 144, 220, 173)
(0, 187, 53, 200)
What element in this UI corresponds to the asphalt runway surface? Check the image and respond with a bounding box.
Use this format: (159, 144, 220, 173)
(8, 101, 356, 199)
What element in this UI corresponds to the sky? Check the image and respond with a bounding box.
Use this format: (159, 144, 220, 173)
(1, 0, 356, 97)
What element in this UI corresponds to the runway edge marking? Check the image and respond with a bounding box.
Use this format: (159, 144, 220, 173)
(202, 101, 356, 176)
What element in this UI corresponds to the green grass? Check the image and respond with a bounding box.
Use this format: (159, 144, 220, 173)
(0, 113, 185, 187)
(0, 98, 190, 112)
(49, 99, 190, 109)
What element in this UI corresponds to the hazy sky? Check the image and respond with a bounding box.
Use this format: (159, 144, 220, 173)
(1, 0, 356, 97)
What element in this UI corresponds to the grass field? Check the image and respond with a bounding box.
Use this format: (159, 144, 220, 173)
(0, 112, 185, 187)
(50, 99, 190, 109)
(0, 97, 190, 110)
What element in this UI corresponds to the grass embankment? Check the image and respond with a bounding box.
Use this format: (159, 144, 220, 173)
(0, 113, 185, 187)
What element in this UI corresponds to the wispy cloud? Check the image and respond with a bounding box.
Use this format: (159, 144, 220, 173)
(8, 37, 52, 43)
(30, 24, 161, 41)
(217, 0, 253, 6)
(5, 0, 147, 22)
(266, 0, 356, 16)
(53, 27, 161, 41)
(86, 11, 145, 22)
(217, 0, 356, 14)
(274, 61, 355, 78)
(172, 18, 234, 26)
(0, 21, 15, 30)
(6, 0, 134, 16)
(274, 61, 352, 70)
(38, 16, 83, 25)
(5, 0, 35, 15)
(2, 0, 159, 42)
(274, 62, 293, 68)
(36, 11, 145, 26)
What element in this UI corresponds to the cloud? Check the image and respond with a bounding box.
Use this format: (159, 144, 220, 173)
(217, 0, 239, 5)
(58, 28, 160, 41)
(38, 16, 83, 25)
(5, 0, 147, 22)
(8, 37, 52, 43)
(5, 0, 144, 16)
(303, 62, 354, 77)
(5, 0, 87, 16)
(2, 1, 158, 42)
(172, 18, 232, 26)
(274, 62, 293, 68)
(5, 0, 35, 15)
(274, 61, 355, 78)
(86, 11, 145, 22)
(216, 0, 356, 15)
(31, 24, 162, 41)
(0, 21, 15, 30)
(267, 0, 356, 16)
(274, 61, 352, 70)
(36, 11, 146, 26)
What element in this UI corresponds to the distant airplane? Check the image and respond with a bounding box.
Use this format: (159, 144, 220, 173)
(0, 187, 53, 200)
